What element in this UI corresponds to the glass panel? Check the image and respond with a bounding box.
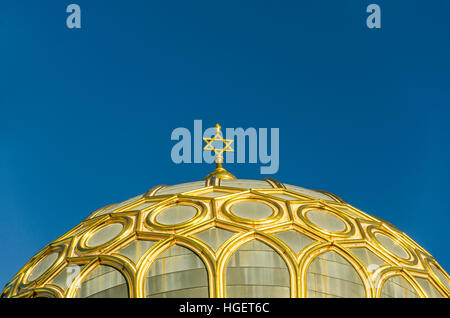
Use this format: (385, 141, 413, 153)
(306, 251, 365, 298)
(306, 210, 346, 232)
(198, 191, 230, 198)
(374, 233, 409, 259)
(414, 277, 443, 298)
(145, 245, 209, 298)
(230, 201, 273, 220)
(86, 223, 123, 247)
(28, 252, 59, 281)
(430, 263, 450, 290)
(51, 264, 84, 291)
(284, 184, 335, 201)
(273, 230, 315, 254)
(117, 240, 157, 264)
(225, 240, 290, 298)
(156, 205, 197, 225)
(76, 265, 128, 298)
(156, 182, 205, 195)
(268, 193, 303, 201)
(221, 179, 273, 189)
(349, 247, 386, 272)
(380, 275, 419, 298)
(193, 227, 236, 251)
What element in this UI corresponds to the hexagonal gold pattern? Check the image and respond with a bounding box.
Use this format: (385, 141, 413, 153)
(1, 180, 449, 298)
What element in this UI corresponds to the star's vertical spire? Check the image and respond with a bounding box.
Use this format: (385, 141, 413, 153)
(203, 123, 236, 180)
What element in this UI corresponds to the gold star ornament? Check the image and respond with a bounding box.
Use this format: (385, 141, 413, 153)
(203, 123, 234, 162)
(203, 123, 236, 180)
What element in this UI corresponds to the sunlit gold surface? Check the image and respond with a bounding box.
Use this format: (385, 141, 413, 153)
(1, 179, 449, 298)
(204, 163, 236, 180)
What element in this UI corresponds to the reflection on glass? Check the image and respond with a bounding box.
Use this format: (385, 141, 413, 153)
(76, 265, 128, 298)
(306, 251, 365, 298)
(145, 245, 208, 298)
(225, 240, 290, 298)
(380, 275, 419, 298)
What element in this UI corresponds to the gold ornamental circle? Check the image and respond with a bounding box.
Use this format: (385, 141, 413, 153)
(22, 244, 66, 286)
(297, 205, 355, 237)
(367, 225, 418, 266)
(77, 216, 132, 253)
(222, 197, 283, 225)
(145, 200, 207, 230)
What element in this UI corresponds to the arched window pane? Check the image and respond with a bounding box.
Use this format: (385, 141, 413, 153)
(414, 277, 443, 298)
(306, 251, 365, 298)
(380, 275, 419, 298)
(76, 265, 128, 298)
(145, 245, 209, 298)
(225, 240, 290, 298)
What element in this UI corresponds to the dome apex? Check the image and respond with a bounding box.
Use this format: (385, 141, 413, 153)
(204, 162, 236, 181)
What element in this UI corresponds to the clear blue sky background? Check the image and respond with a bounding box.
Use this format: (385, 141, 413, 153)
(1, 0, 449, 287)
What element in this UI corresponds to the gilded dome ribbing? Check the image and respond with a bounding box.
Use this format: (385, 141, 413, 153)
(2, 178, 449, 298)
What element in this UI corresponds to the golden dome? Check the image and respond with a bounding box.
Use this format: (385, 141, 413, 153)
(1, 177, 449, 298)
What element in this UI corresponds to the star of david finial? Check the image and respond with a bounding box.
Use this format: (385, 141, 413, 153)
(203, 123, 234, 163)
(203, 123, 236, 181)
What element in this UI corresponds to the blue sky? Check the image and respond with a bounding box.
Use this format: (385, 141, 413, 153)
(1, 0, 449, 287)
